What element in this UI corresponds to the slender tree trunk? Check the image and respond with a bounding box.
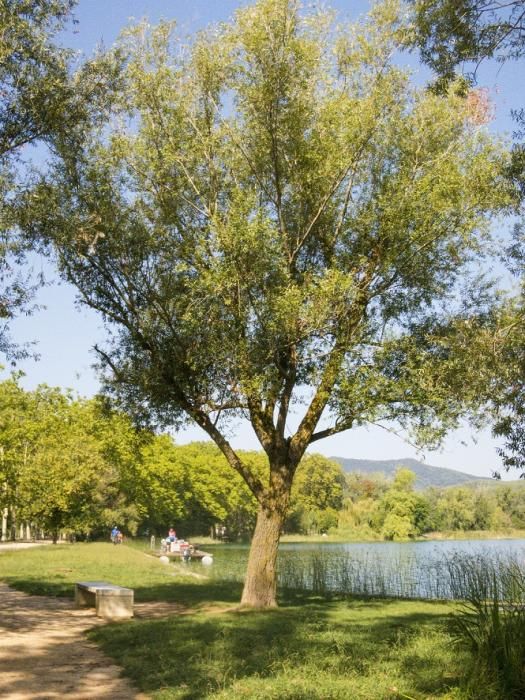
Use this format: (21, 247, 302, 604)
(1, 508, 7, 542)
(240, 501, 287, 608)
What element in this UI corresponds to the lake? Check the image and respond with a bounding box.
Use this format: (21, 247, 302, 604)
(199, 539, 525, 600)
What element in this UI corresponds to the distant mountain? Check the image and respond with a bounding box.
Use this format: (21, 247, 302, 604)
(331, 456, 494, 490)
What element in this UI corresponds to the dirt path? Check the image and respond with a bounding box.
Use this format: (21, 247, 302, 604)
(0, 583, 150, 700)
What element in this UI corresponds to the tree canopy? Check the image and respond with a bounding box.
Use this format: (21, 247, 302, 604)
(411, 0, 525, 89)
(0, 0, 122, 357)
(410, 0, 525, 477)
(21, 0, 517, 606)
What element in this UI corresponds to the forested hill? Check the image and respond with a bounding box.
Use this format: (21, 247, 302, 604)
(331, 457, 494, 490)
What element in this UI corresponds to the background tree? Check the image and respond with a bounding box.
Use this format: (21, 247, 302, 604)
(411, 0, 525, 474)
(137, 439, 259, 538)
(24, 0, 515, 607)
(378, 468, 430, 539)
(0, 376, 146, 540)
(0, 0, 122, 357)
(411, 0, 525, 90)
(286, 454, 345, 534)
(0, 372, 33, 537)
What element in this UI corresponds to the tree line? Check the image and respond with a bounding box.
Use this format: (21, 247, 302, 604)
(3, 374, 523, 543)
(0, 375, 342, 542)
(341, 468, 525, 540)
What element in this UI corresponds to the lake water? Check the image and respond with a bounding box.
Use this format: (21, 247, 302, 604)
(200, 539, 525, 600)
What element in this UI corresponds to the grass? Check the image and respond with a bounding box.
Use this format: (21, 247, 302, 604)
(0, 542, 240, 607)
(90, 596, 464, 700)
(0, 542, 468, 699)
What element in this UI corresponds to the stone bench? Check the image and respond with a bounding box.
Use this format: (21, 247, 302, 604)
(75, 581, 134, 620)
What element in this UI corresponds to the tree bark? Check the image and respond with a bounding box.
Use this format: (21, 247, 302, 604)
(240, 502, 286, 608)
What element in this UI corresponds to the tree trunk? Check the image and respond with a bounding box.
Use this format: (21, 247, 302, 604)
(240, 503, 286, 608)
(1, 508, 7, 542)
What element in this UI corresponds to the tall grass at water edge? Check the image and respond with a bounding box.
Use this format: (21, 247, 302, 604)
(446, 553, 525, 699)
(209, 543, 525, 698)
(211, 546, 525, 601)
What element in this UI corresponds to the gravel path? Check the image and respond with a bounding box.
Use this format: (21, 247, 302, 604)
(0, 542, 54, 552)
(0, 583, 149, 700)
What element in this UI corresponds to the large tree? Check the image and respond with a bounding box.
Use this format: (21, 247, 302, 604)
(24, 0, 515, 606)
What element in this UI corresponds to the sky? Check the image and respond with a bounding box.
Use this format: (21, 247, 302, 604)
(2, 0, 524, 479)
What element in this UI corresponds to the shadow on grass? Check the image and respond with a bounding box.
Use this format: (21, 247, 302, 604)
(2, 576, 244, 608)
(90, 594, 459, 699)
(0, 577, 75, 599)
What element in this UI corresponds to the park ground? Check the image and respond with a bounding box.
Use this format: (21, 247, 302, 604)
(0, 542, 470, 699)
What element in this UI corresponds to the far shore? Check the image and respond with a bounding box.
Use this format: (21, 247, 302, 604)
(277, 529, 525, 544)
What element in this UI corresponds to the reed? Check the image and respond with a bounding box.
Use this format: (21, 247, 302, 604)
(445, 553, 525, 699)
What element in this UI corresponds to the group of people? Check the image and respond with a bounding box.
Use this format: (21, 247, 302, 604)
(110, 526, 191, 559)
(110, 526, 123, 544)
(161, 527, 193, 561)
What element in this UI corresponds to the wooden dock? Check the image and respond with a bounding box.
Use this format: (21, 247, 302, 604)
(150, 548, 211, 560)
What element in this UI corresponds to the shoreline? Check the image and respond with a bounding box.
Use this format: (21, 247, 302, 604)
(277, 530, 525, 544)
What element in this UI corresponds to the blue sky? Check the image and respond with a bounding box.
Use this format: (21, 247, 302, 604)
(3, 0, 524, 478)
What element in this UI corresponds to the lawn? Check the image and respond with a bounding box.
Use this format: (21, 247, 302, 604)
(0, 543, 467, 699)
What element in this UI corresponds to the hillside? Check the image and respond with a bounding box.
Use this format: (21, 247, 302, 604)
(331, 457, 494, 491)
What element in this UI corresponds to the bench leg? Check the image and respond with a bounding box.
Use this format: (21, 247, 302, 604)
(96, 592, 134, 620)
(75, 586, 95, 608)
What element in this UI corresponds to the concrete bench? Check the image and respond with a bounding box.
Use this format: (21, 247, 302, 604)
(75, 581, 134, 620)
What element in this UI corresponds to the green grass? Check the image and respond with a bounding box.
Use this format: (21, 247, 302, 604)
(0, 543, 467, 699)
(90, 598, 464, 699)
(0, 542, 240, 607)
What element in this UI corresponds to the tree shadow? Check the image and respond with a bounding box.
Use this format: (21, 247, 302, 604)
(0, 583, 137, 698)
(90, 594, 461, 699)
(2, 575, 244, 608)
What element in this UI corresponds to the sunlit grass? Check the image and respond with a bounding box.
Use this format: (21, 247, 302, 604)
(0, 542, 240, 606)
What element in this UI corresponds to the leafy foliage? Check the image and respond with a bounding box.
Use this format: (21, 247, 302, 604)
(410, 1, 525, 476)
(0, 0, 123, 357)
(0, 376, 146, 539)
(286, 453, 345, 534)
(339, 466, 525, 539)
(411, 0, 525, 90)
